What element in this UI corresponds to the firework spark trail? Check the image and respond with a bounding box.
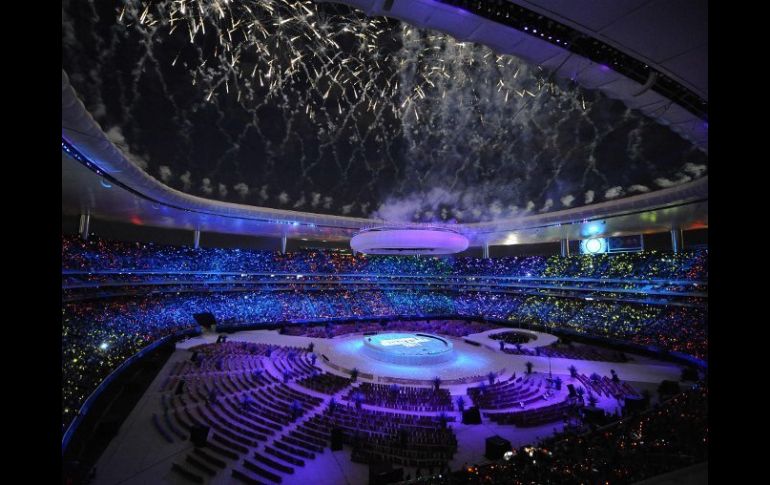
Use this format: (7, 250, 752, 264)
(119, 3, 544, 138)
(63, 0, 708, 222)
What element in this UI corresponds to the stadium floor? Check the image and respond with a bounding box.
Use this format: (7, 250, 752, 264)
(91, 328, 682, 485)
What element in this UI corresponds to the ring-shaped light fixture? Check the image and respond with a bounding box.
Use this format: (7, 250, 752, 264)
(350, 226, 469, 255)
(581, 237, 607, 254)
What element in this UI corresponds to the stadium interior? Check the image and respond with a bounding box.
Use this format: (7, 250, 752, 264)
(62, 1, 708, 484)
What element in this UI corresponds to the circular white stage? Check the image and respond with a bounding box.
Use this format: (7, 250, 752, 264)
(362, 333, 455, 365)
(316, 333, 509, 382)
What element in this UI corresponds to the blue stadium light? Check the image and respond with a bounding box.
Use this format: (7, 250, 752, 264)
(582, 221, 604, 237)
(99, 342, 109, 350)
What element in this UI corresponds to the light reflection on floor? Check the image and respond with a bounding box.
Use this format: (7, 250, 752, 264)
(317, 335, 506, 380)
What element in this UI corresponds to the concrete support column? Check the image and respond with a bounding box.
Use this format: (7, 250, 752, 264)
(193, 229, 201, 249)
(281, 235, 287, 254)
(78, 213, 90, 241)
(671, 228, 683, 253)
(560, 238, 570, 257)
(482, 242, 490, 259)
(640, 233, 645, 251)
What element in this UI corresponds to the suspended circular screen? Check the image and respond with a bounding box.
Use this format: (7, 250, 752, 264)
(350, 226, 469, 255)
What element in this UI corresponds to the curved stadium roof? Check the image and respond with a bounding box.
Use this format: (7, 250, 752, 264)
(62, 0, 707, 246)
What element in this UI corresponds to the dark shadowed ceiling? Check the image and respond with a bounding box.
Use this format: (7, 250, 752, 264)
(62, 0, 707, 223)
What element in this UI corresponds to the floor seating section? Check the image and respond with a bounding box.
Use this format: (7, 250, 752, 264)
(344, 382, 453, 412)
(467, 374, 549, 410)
(154, 341, 459, 482)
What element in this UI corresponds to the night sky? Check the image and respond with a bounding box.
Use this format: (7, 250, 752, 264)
(62, 0, 707, 223)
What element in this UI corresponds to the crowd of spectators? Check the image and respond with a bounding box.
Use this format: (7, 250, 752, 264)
(62, 299, 196, 433)
(62, 236, 708, 435)
(541, 251, 708, 281)
(63, 236, 707, 280)
(509, 296, 708, 359)
(411, 384, 707, 484)
(62, 273, 704, 309)
(282, 319, 496, 338)
(628, 306, 707, 358)
(62, 288, 706, 433)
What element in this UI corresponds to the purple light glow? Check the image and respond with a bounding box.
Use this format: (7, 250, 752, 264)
(350, 227, 469, 255)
